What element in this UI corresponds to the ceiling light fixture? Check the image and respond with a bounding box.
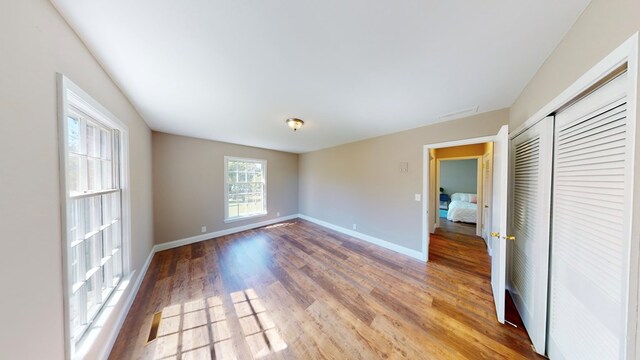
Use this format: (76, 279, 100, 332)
(286, 118, 304, 131)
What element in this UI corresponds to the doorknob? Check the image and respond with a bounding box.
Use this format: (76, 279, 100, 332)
(490, 232, 515, 241)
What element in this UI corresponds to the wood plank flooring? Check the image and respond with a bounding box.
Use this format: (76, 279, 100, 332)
(109, 219, 541, 360)
(438, 219, 478, 236)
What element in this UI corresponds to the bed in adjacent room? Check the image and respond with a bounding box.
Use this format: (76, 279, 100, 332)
(446, 193, 478, 224)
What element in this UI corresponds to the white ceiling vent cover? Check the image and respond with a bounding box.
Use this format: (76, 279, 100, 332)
(439, 106, 479, 120)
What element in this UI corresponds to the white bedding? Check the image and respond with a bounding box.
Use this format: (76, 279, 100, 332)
(446, 193, 478, 223)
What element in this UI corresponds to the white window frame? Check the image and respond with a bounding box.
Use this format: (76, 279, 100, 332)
(224, 156, 268, 222)
(57, 74, 131, 359)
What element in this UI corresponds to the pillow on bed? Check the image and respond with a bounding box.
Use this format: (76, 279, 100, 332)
(469, 194, 478, 203)
(450, 193, 462, 201)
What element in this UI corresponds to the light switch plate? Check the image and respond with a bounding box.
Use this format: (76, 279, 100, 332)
(415, 194, 421, 201)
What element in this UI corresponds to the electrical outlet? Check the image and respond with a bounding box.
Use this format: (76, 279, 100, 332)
(352, 224, 357, 230)
(277, 212, 280, 217)
(201, 226, 207, 233)
(415, 194, 421, 201)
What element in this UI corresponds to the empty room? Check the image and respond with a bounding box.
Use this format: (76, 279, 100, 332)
(2, 0, 640, 359)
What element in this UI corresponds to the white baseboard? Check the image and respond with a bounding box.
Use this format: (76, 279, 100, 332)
(298, 214, 427, 261)
(154, 214, 299, 252)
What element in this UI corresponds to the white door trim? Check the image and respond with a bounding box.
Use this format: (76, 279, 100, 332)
(422, 135, 495, 262)
(435, 155, 483, 236)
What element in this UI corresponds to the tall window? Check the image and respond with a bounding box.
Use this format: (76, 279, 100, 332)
(225, 157, 267, 221)
(59, 75, 128, 352)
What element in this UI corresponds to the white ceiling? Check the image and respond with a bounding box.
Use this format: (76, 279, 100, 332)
(51, 0, 590, 153)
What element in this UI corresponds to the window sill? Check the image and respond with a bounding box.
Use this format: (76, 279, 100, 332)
(73, 273, 134, 360)
(224, 212, 268, 224)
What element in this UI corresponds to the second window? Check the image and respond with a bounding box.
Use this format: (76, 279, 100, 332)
(225, 157, 267, 221)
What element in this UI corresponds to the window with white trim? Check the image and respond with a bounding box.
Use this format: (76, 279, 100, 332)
(59, 76, 128, 351)
(225, 157, 267, 221)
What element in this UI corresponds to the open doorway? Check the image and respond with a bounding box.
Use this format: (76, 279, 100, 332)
(431, 143, 493, 246)
(422, 126, 510, 324)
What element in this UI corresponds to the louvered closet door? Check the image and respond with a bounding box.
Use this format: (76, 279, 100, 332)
(509, 116, 553, 355)
(548, 72, 631, 360)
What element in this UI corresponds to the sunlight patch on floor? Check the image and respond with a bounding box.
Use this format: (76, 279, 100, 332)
(150, 289, 285, 360)
(265, 222, 295, 229)
(231, 289, 287, 359)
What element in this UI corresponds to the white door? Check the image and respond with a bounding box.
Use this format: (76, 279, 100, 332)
(509, 116, 553, 354)
(490, 125, 509, 323)
(548, 72, 631, 359)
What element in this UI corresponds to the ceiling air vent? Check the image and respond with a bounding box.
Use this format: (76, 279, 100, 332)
(439, 106, 479, 120)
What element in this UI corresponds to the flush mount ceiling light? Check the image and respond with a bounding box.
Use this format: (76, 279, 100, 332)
(286, 118, 304, 131)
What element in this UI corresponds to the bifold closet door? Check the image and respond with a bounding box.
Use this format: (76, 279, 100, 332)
(548, 71, 632, 360)
(509, 116, 553, 355)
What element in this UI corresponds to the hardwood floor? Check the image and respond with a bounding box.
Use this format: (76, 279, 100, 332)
(109, 219, 541, 360)
(438, 218, 478, 236)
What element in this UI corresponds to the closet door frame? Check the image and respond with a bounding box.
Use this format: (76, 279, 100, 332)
(510, 32, 639, 358)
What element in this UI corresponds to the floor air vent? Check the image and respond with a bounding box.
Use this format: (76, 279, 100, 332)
(147, 311, 162, 343)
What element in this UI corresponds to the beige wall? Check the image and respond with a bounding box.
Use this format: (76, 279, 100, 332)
(510, 0, 640, 129)
(299, 109, 508, 252)
(152, 132, 299, 244)
(0, 1, 154, 359)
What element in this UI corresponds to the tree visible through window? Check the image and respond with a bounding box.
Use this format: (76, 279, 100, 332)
(225, 157, 267, 221)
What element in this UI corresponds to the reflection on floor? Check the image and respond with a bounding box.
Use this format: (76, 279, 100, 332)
(438, 218, 478, 236)
(109, 219, 542, 359)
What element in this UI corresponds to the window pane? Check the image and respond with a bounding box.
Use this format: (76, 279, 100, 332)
(101, 194, 111, 225)
(68, 199, 78, 243)
(101, 160, 113, 189)
(229, 204, 239, 218)
(69, 286, 82, 337)
(104, 131, 112, 160)
(94, 196, 102, 232)
(100, 130, 110, 160)
(85, 235, 95, 274)
(83, 196, 102, 235)
(67, 155, 81, 195)
(111, 193, 121, 220)
(112, 248, 122, 285)
(86, 123, 99, 157)
(112, 220, 121, 250)
(82, 198, 91, 235)
(87, 158, 102, 191)
(228, 170, 236, 183)
(71, 242, 83, 286)
(102, 259, 112, 297)
(67, 117, 81, 154)
(102, 226, 112, 259)
(86, 273, 100, 320)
